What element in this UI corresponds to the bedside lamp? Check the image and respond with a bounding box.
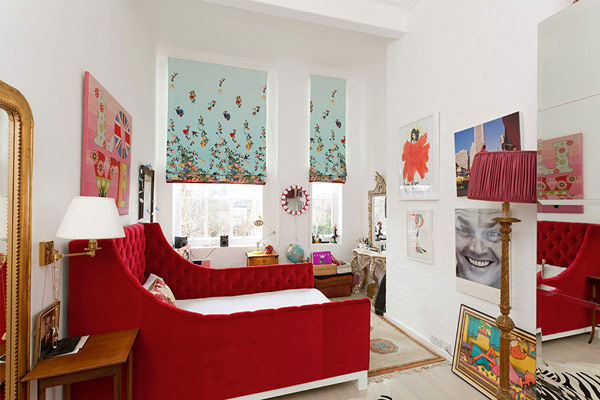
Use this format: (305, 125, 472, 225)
(39, 196, 125, 266)
(467, 151, 536, 400)
(252, 216, 276, 254)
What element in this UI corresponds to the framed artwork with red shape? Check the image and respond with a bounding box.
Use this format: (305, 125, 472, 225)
(81, 72, 132, 215)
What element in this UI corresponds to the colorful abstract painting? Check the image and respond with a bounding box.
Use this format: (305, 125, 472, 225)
(167, 58, 267, 184)
(452, 305, 536, 400)
(454, 112, 521, 197)
(537, 133, 583, 213)
(399, 114, 438, 199)
(81, 72, 131, 215)
(406, 210, 432, 264)
(309, 74, 346, 183)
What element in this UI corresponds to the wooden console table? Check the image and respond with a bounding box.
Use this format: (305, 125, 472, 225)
(23, 328, 138, 400)
(351, 248, 386, 299)
(246, 252, 279, 266)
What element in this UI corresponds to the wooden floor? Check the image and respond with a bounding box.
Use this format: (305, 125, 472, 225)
(541, 332, 600, 366)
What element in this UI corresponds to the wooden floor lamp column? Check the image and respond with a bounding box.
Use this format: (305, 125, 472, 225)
(467, 151, 537, 400)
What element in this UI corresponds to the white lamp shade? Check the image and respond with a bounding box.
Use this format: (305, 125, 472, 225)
(56, 196, 125, 240)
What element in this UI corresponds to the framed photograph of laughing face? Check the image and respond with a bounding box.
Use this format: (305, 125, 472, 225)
(455, 208, 502, 303)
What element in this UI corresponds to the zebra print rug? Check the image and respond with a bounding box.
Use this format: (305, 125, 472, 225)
(537, 366, 600, 399)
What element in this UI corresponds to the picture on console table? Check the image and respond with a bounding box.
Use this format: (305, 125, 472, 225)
(406, 210, 433, 264)
(455, 208, 502, 304)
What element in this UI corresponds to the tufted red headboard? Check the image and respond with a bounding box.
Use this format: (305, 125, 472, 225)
(113, 223, 147, 284)
(537, 220, 590, 267)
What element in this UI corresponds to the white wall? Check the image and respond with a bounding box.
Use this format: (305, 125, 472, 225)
(385, 0, 569, 355)
(146, 1, 388, 267)
(0, 1, 157, 398)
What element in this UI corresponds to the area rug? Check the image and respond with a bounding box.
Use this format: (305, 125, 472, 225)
(369, 312, 445, 377)
(536, 361, 600, 400)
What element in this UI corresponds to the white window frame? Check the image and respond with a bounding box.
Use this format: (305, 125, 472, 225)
(310, 182, 342, 245)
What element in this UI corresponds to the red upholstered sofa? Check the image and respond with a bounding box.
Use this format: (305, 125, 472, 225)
(68, 223, 370, 399)
(537, 220, 600, 338)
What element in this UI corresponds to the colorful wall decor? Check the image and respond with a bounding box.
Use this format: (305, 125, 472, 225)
(399, 114, 438, 199)
(452, 305, 536, 400)
(309, 74, 347, 183)
(454, 112, 521, 197)
(82, 72, 131, 215)
(537, 133, 583, 213)
(406, 210, 433, 264)
(167, 57, 268, 184)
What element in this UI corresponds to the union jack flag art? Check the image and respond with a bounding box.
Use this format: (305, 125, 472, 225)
(114, 111, 131, 159)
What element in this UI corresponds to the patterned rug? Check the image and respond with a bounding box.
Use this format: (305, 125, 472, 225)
(369, 313, 445, 377)
(537, 361, 600, 400)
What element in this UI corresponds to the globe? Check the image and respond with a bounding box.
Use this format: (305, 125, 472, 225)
(286, 244, 305, 263)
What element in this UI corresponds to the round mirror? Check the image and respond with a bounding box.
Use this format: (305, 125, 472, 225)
(281, 185, 310, 215)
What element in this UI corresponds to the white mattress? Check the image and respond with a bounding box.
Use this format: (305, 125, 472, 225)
(177, 288, 330, 315)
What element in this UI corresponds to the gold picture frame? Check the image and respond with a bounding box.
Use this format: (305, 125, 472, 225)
(33, 302, 60, 365)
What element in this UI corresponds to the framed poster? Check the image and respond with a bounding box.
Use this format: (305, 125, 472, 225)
(399, 113, 439, 200)
(138, 164, 155, 223)
(452, 305, 536, 400)
(33, 301, 60, 365)
(406, 210, 433, 264)
(454, 112, 521, 197)
(537, 133, 583, 214)
(82, 71, 132, 215)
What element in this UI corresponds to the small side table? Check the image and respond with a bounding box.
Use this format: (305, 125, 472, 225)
(23, 328, 138, 400)
(246, 252, 279, 266)
(588, 276, 600, 344)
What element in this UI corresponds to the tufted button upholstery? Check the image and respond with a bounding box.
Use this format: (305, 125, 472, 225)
(537, 220, 588, 267)
(113, 224, 147, 284)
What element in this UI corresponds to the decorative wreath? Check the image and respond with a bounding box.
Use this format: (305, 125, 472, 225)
(281, 185, 310, 215)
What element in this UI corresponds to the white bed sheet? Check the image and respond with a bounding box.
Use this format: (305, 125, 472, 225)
(177, 288, 330, 315)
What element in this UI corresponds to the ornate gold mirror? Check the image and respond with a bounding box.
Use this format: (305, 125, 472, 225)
(368, 172, 386, 245)
(0, 80, 33, 399)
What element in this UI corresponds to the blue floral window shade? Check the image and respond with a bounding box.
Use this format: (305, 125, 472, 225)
(167, 57, 268, 184)
(309, 74, 347, 183)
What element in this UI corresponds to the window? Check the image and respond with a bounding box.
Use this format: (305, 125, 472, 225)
(174, 183, 263, 247)
(311, 182, 342, 244)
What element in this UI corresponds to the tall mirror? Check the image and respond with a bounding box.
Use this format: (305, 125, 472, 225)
(0, 80, 33, 400)
(536, 2, 600, 395)
(368, 171, 386, 246)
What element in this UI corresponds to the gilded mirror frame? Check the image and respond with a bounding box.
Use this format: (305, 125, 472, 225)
(0, 80, 33, 400)
(368, 172, 386, 245)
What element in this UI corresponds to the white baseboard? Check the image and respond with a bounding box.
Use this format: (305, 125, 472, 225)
(227, 371, 368, 400)
(383, 313, 453, 361)
(542, 326, 593, 341)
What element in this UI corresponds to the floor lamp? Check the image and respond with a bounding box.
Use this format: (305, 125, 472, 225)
(467, 150, 536, 400)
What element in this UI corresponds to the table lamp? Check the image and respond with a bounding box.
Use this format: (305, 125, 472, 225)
(252, 216, 276, 254)
(467, 150, 536, 400)
(39, 196, 125, 266)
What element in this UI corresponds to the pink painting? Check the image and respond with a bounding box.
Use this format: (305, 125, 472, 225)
(81, 72, 131, 215)
(537, 133, 583, 213)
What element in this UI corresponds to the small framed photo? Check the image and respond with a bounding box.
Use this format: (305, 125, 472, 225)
(406, 210, 433, 264)
(34, 301, 60, 364)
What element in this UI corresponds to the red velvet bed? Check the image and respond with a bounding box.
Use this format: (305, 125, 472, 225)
(537, 220, 600, 338)
(68, 223, 370, 399)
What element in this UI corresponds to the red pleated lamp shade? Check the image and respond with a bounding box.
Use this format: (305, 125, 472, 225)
(467, 151, 537, 203)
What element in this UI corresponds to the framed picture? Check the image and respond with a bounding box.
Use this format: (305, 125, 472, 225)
(399, 113, 439, 200)
(455, 208, 502, 304)
(34, 301, 60, 365)
(82, 71, 132, 215)
(537, 133, 583, 213)
(406, 210, 433, 264)
(138, 164, 155, 222)
(454, 112, 521, 197)
(452, 305, 536, 400)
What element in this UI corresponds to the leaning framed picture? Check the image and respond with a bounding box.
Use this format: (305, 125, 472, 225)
(33, 301, 60, 365)
(452, 305, 536, 400)
(406, 210, 433, 264)
(399, 112, 439, 200)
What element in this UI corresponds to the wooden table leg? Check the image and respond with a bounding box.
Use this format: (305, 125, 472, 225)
(114, 365, 122, 400)
(127, 350, 133, 400)
(64, 383, 71, 400)
(590, 306, 597, 344)
(38, 380, 46, 400)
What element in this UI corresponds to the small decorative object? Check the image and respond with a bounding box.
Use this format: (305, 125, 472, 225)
(331, 224, 339, 243)
(220, 235, 229, 248)
(399, 113, 439, 200)
(34, 301, 61, 363)
(537, 133, 583, 214)
(454, 112, 521, 197)
(264, 244, 273, 254)
(82, 72, 132, 215)
(407, 210, 433, 264)
(312, 251, 332, 265)
(281, 185, 310, 215)
(138, 164, 155, 222)
(452, 305, 536, 400)
(175, 244, 191, 261)
(286, 243, 305, 263)
(374, 221, 384, 241)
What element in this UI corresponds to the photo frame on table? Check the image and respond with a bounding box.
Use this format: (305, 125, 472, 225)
(138, 164, 155, 223)
(399, 112, 439, 200)
(452, 305, 536, 400)
(34, 301, 60, 365)
(406, 210, 433, 264)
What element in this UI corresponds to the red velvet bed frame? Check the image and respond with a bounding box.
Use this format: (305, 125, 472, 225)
(68, 223, 371, 399)
(537, 220, 600, 338)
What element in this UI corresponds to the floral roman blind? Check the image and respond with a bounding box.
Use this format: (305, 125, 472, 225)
(309, 74, 347, 183)
(167, 57, 268, 184)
